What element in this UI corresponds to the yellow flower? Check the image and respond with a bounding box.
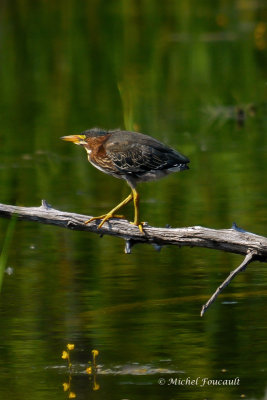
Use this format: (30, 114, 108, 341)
(86, 367, 92, 374)
(67, 344, 75, 351)
(62, 382, 70, 391)
(92, 349, 99, 357)
(69, 392, 76, 398)
(62, 351, 68, 359)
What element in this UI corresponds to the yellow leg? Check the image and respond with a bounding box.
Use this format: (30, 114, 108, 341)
(131, 188, 144, 234)
(85, 193, 133, 227)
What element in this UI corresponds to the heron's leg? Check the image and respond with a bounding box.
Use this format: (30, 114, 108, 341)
(131, 188, 144, 233)
(85, 193, 133, 227)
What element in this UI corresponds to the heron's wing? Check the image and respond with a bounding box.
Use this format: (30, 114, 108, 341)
(105, 132, 188, 174)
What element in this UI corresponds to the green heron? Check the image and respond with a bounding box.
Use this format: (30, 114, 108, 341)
(61, 128, 189, 232)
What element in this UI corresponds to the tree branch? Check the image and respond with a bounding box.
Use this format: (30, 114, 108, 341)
(200, 250, 257, 317)
(0, 200, 266, 314)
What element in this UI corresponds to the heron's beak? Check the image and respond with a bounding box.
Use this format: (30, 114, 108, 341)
(60, 135, 86, 144)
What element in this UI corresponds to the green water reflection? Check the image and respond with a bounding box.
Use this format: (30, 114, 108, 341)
(0, 1, 266, 399)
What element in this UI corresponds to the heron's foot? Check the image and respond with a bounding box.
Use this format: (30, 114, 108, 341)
(85, 214, 125, 228)
(130, 221, 145, 234)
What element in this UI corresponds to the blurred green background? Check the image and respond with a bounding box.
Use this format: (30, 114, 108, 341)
(0, 0, 266, 399)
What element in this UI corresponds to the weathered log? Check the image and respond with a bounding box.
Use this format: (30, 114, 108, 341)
(1, 200, 266, 315)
